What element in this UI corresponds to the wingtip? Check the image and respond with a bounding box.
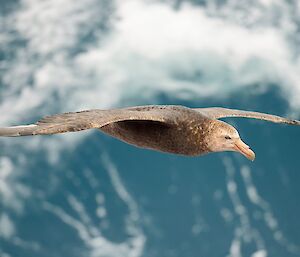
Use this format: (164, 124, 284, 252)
(0, 124, 38, 137)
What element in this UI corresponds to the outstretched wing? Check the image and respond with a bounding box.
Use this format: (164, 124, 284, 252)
(0, 106, 175, 137)
(196, 107, 300, 125)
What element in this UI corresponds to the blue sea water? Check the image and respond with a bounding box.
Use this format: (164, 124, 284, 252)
(1, 0, 300, 257)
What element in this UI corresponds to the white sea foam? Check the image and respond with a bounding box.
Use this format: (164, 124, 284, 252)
(241, 165, 300, 255)
(251, 249, 267, 257)
(0, 214, 15, 239)
(0, 156, 31, 212)
(228, 238, 241, 257)
(41, 154, 145, 257)
(222, 158, 300, 256)
(223, 157, 267, 256)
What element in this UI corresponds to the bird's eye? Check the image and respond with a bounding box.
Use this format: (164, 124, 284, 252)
(225, 136, 231, 140)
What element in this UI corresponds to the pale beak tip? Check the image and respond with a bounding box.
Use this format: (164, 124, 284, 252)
(249, 152, 256, 161)
(243, 148, 255, 161)
(234, 139, 256, 161)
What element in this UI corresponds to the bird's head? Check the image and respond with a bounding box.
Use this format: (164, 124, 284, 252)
(206, 120, 255, 161)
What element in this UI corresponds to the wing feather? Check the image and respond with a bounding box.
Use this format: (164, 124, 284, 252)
(197, 107, 300, 125)
(0, 107, 174, 137)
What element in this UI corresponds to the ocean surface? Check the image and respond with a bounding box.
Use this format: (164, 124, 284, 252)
(1, 0, 300, 257)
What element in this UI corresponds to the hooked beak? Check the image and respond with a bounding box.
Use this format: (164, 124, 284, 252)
(234, 139, 255, 161)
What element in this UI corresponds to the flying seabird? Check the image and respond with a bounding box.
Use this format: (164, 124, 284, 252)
(0, 105, 299, 160)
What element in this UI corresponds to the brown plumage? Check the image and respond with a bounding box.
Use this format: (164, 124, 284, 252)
(0, 105, 299, 160)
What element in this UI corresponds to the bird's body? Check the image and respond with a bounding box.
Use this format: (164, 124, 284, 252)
(100, 105, 211, 155)
(1, 105, 299, 160)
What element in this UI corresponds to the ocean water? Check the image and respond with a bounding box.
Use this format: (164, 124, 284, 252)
(0, 0, 300, 256)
